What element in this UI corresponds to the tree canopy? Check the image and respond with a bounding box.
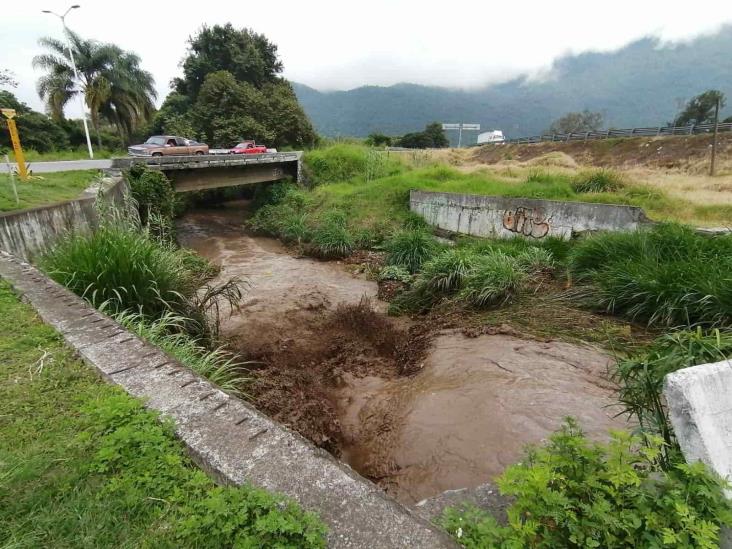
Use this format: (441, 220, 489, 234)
(157, 24, 316, 149)
(0, 91, 69, 153)
(33, 30, 156, 144)
(397, 122, 449, 148)
(548, 110, 604, 135)
(672, 90, 727, 126)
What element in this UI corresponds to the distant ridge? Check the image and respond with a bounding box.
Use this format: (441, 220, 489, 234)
(294, 26, 732, 144)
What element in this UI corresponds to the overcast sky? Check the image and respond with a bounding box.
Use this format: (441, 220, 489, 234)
(3, 0, 731, 117)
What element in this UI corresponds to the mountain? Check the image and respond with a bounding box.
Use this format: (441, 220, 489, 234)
(294, 26, 732, 144)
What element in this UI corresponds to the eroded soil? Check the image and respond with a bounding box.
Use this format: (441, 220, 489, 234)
(178, 203, 629, 504)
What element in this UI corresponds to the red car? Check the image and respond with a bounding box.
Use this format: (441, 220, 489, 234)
(229, 141, 268, 154)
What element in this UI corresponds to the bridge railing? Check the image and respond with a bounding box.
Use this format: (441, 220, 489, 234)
(504, 122, 732, 145)
(112, 152, 301, 171)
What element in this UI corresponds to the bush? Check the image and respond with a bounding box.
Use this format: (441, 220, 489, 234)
(569, 224, 732, 327)
(384, 229, 440, 273)
(378, 265, 412, 283)
(310, 212, 354, 258)
(615, 328, 732, 467)
(304, 144, 368, 184)
(459, 252, 525, 308)
(572, 169, 625, 193)
(515, 247, 555, 274)
(125, 164, 176, 230)
(440, 419, 732, 549)
(420, 248, 479, 293)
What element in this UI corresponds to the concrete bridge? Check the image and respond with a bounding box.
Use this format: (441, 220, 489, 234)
(111, 152, 301, 192)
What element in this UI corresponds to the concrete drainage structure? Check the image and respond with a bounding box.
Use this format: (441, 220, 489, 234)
(410, 190, 651, 240)
(0, 252, 456, 548)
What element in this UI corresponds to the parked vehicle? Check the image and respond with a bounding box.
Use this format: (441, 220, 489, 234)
(128, 136, 209, 157)
(229, 141, 268, 154)
(476, 130, 505, 144)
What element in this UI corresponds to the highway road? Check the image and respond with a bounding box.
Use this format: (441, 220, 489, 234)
(0, 159, 113, 173)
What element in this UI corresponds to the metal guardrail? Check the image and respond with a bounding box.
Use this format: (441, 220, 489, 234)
(503, 123, 732, 145)
(112, 152, 300, 171)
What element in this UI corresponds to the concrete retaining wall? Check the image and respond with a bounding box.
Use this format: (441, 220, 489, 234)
(0, 252, 455, 548)
(0, 176, 128, 261)
(410, 190, 651, 240)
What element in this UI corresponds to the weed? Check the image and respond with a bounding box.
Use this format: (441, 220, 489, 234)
(459, 252, 526, 308)
(378, 265, 412, 284)
(420, 248, 479, 293)
(515, 247, 555, 274)
(124, 164, 176, 232)
(440, 419, 732, 549)
(384, 229, 440, 273)
(572, 169, 625, 193)
(310, 218, 354, 259)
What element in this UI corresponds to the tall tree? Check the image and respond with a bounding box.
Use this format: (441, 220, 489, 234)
(0, 69, 17, 88)
(174, 24, 282, 101)
(672, 90, 727, 126)
(33, 30, 156, 144)
(548, 110, 603, 134)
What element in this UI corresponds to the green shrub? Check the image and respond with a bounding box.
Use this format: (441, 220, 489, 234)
(384, 229, 440, 273)
(440, 419, 732, 549)
(458, 252, 525, 308)
(125, 164, 176, 229)
(420, 248, 479, 293)
(569, 224, 732, 327)
(378, 265, 412, 283)
(251, 180, 295, 208)
(572, 169, 625, 193)
(304, 144, 368, 184)
(615, 328, 732, 467)
(310, 213, 354, 259)
(515, 247, 555, 274)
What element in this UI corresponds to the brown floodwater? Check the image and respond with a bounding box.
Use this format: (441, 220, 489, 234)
(178, 203, 629, 504)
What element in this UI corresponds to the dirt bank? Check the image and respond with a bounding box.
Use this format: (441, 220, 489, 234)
(178, 203, 630, 504)
(471, 133, 732, 175)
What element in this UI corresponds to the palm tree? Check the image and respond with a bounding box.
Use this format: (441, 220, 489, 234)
(34, 30, 156, 145)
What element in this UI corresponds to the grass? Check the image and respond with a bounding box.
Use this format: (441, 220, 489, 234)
(0, 280, 326, 548)
(384, 229, 440, 273)
(0, 169, 98, 212)
(569, 224, 732, 328)
(9, 148, 126, 162)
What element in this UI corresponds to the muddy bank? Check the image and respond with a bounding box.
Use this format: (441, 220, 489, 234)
(178, 203, 629, 504)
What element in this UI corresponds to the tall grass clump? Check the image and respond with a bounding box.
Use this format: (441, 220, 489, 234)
(571, 169, 625, 193)
(114, 310, 249, 396)
(384, 229, 440, 273)
(614, 327, 732, 468)
(124, 164, 177, 238)
(420, 248, 479, 293)
(309, 210, 354, 259)
(569, 224, 732, 327)
(459, 252, 526, 308)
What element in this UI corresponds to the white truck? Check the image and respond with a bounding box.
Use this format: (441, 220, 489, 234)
(477, 130, 505, 144)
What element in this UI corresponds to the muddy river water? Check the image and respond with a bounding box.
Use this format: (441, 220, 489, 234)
(178, 203, 629, 504)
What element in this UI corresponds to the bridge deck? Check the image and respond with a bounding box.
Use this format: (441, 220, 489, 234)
(111, 152, 300, 172)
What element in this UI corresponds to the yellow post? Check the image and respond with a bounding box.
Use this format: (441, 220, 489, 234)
(1, 108, 28, 181)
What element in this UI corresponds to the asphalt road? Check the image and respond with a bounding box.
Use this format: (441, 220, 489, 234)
(0, 159, 113, 174)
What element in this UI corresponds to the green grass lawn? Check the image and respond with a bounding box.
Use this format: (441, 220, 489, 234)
(0, 281, 326, 548)
(9, 149, 126, 162)
(0, 170, 98, 212)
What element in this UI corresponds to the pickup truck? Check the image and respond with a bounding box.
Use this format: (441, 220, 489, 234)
(128, 135, 209, 157)
(229, 141, 268, 154)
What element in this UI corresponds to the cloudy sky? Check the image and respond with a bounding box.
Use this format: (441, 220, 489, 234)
(3, 0, 731, 116)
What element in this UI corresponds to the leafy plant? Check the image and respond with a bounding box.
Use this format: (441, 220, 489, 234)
(459, 252, 525, 308)
(571, 169, 625, 193)
(614, 328, 732, 467)
(440, 419, 732, 549)
(378, 265, 412, 283)
(384, 229, 440, 273)
(124, 164, 177, 230)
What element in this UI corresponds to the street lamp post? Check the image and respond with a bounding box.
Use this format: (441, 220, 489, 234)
(42, 5, 94, 159)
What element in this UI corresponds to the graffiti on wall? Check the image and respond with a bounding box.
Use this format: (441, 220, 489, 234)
(502, 207, 551, 238)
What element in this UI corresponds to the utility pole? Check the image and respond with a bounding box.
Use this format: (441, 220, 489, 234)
(42, 5, 94, 159)
(710, 96, 720, 176)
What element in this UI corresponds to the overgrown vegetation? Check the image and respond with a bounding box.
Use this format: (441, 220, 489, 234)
(614, 328, 732, 468)
(0, 281, 326, 547)
(569, 224, 732, 328)
(1, 169, 97, 212)
(440, 419, 732, 549)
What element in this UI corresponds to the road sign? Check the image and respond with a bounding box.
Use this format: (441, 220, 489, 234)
(441, 123, 482, 147)
(1, 109, 27, 180)
(461, 123, 481, 131)
(442, 123, 460, 130)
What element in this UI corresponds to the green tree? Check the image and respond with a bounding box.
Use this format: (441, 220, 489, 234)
(174, 24, 282, 101)
(397, 122, 449, 148)
(0, 91, 69, 153)
(0, 68, 17, 88)
(365, 133, 392, 147)
(33, 30, 156, 144)
(548, 109, 604, 134)
(673, 90, 727, 126)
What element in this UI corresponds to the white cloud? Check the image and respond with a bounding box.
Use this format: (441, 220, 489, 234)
(3, 0, 731, 114)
